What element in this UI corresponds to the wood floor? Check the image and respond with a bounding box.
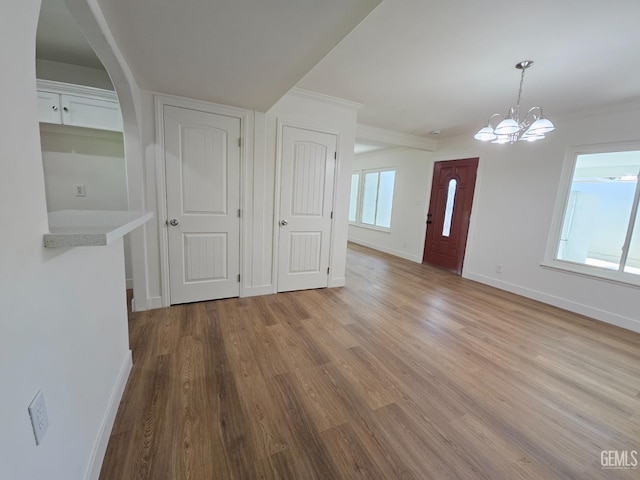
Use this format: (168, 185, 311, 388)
(101, 243, 640, 480)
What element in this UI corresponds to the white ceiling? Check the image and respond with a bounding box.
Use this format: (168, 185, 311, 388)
(36, 0, 640, 139)
(93, 0, 382, 112)
(299, 0, 640, 139)
(36, 0, 105, 69)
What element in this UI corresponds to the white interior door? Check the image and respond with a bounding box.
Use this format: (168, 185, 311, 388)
(277, 126, 336, 292)
(164, 105, 240, 304)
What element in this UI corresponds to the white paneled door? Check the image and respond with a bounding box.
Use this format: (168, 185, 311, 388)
(164, 105, 240, 304)
(278, 126, 336, 292)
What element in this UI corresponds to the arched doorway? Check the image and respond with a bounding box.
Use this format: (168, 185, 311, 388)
(47, 0, 149, 310)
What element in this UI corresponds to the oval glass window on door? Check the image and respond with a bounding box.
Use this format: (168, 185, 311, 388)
(442, 178, 457, 237)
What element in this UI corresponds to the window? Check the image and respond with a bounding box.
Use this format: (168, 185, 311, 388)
(349, 168, 396, 230)
(442, 178, 457, 237)
(546, 145, 640, 284)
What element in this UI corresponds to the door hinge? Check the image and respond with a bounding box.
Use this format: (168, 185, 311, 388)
(238, 208, 241, 218)
(334, 151, 337, 159)
(237, 274, 241, 282)
(327, 267, 330, 274)
(330, 211, 333, 219)
(238, 138, 241, 148)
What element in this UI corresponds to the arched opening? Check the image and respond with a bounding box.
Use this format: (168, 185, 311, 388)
(37, 0, 132, 288)
(36, 0, 148, 309)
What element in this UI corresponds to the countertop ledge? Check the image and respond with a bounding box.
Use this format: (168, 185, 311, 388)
(44, 210, 153, 248)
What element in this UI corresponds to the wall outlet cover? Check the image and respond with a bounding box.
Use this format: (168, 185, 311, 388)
(28, 389, 49, 445)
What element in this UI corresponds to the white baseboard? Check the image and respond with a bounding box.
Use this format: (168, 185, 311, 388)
(147, 296, 164, 310)
(132, 295, 164, 312)
(242, 285, 275, 297)
(85, 350, 132, 480)
(464, 272, 640, 334)
(348, 238, 422, 263)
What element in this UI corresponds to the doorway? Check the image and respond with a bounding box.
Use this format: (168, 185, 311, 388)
(277, 125, 337, 292)
(163, 104, 241, 304)
(423, 157, 478, 274)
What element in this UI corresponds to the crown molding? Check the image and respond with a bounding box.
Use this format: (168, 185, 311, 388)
(554, 98, 640, 123)
(37, 79, 118, 102)
(446, 98, 640, 146)
(288, 88, 364, 110)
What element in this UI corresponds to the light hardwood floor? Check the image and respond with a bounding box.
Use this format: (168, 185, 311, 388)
(101, 243, 640, 479)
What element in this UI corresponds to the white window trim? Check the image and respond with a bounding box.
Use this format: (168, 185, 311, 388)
(349, 167, 396, 232)
(542, 141, 640, 288)
(348, 171, 361, 226)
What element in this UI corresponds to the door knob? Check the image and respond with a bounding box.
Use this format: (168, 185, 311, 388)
(168, 219, 179, 226)
(280, 220, 288, 226)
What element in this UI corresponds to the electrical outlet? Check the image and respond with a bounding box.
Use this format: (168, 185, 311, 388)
(75, 184, 86, 197)
(496, 264, 503, 274)
(28, 390, 49, 445)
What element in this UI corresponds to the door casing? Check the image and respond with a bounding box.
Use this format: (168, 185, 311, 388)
(423, 157, 479, 274)
(155, 94, 252, 307)
(273, 119, 341, 293)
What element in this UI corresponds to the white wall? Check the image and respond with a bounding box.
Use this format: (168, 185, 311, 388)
(349, 147, 433, 262)
(36, 59, 114, 90)
(40, 126, 127, 211)
(436, 104, 640, 333)
(40, 124, 133, 285)
(0, 1, 132, 478)
(136, 89, 359, 305)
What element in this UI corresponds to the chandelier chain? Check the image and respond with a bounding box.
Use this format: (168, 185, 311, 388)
(516, 67, 526, 110)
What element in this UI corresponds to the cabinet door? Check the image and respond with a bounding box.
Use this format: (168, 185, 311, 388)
(37, 91, 61, 124)
(60, 94, 123, 131)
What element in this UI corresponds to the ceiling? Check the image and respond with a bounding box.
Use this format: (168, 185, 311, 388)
(36, 0, 105, 69)
(299, 0, 640, 139)
(93, 0, 381, 112)
(36, 0, 640, 140)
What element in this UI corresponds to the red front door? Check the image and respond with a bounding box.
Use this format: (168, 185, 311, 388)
(423, 158, 478, 274)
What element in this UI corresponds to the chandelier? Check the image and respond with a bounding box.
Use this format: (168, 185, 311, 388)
(474, 60, 555, 144)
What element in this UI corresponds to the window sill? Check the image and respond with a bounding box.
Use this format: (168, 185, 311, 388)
(348, 222, 391, 233)
(540, 259, 640, 289)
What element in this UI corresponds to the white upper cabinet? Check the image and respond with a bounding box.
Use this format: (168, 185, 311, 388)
(36, 80, 123, 132)
(37, 90, 61, 124)
(60, 95, 121, 131)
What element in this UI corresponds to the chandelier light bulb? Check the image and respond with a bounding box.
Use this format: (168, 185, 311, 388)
(494, 118, 519, 135)
(474, 60, 555, 144)
(526, 117, 555, 135)
(474, 126, 497, 141)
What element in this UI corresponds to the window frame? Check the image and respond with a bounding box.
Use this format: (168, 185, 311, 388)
(542, 141, 640, 288)
(349, 167, 396, 232)
(348, 172, 360, 224)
